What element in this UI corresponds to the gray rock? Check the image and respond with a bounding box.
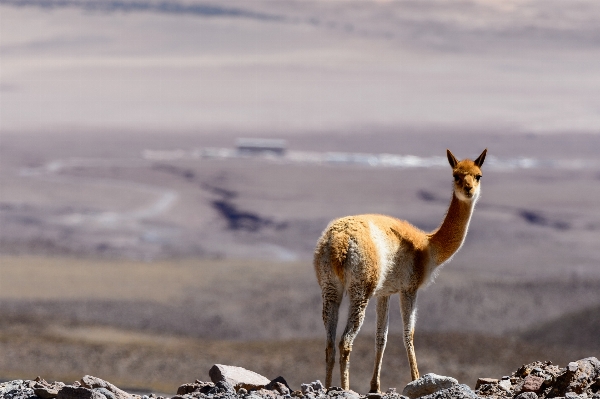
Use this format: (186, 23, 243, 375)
(311, 381, 325, 392)
(417, 384, 478, 399)
(79, 376, 131, 399)
(301, 384, 314, 394)
(402, 374, 458, 399)
(498, 379, 512, 392)
(209, 364, 270, 392)
(0, 382, 35, 399)
(569, 363, 580, 373)
(93, 389, 115, 399)
(568, 357, 600, 395)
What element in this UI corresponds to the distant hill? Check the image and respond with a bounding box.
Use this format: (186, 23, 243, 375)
(521, 305, 600, 352)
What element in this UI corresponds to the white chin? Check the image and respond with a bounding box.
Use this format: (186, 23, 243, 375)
(456, 190, 479, 202)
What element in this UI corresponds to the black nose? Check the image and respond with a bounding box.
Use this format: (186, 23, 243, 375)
(465, 187, 472, 193)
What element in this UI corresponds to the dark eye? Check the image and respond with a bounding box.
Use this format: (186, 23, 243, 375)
(453, 174, 459, 182)
(475, 175, 481, 182)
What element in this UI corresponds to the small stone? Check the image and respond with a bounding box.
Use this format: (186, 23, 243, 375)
(237, 388, 248, 395)
(498, 379, 512, 392)
(300, 384, 313, 394)
(267, 376, 291, 394)
(209, 364, 270, 392)
(569, 362, 580, 373)
(475, 378, 498, 390)
(310, 381, 324, 392)
(266, 382, 289, 395)
(402, 374, 458, 399)
(386, 388, 396, 394)
(521, 375, 544, 393)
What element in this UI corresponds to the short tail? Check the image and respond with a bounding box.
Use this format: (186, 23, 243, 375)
(315, 224, 350, 285)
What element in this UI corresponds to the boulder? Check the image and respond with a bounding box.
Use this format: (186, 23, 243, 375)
(402, 374, 458, 399)
(209, 364, 271, 392)
(569, 357, 600, 394)
(549, 357, 600, 397)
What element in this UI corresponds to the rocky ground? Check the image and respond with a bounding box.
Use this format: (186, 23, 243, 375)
(2, 358, 599, 399)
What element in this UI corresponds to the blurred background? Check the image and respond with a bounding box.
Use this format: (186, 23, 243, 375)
(1, 0, 599, 395)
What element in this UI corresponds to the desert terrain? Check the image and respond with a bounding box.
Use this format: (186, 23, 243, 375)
(1, 0, 600, 395)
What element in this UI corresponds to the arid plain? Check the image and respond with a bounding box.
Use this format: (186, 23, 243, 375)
(1, 0, 600, 395)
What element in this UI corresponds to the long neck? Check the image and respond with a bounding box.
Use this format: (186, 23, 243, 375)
(428, 192, 476, 266)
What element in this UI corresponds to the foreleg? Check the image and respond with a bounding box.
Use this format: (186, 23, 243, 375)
(400, 290, 420, 381)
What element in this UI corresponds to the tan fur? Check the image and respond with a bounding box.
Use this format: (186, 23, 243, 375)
(314, 149, 487, 392)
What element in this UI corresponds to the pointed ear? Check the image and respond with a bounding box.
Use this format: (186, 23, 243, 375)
(447, 149, 458, 168)
(474, 148, 487, 168)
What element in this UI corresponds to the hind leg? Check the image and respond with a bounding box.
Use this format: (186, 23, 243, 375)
(339, 288, 370, 391)
(322, 281, 343, 388)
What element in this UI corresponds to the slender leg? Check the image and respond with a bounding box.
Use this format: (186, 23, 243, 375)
(400, 290, 420, 381)
(322, 283, 343, 389)
(370, 296, 390, 393)
(339, 289, 370, 391)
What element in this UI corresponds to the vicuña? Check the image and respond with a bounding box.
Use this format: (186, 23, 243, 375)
(314, 148, 487, 392)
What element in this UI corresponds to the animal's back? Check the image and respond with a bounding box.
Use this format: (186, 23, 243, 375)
(314, 214, 423, 291)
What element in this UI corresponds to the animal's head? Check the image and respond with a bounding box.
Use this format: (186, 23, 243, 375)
(447, 149, 487, 202)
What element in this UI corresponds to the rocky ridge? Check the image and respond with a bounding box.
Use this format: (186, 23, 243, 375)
(1, 358, 599, 399)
